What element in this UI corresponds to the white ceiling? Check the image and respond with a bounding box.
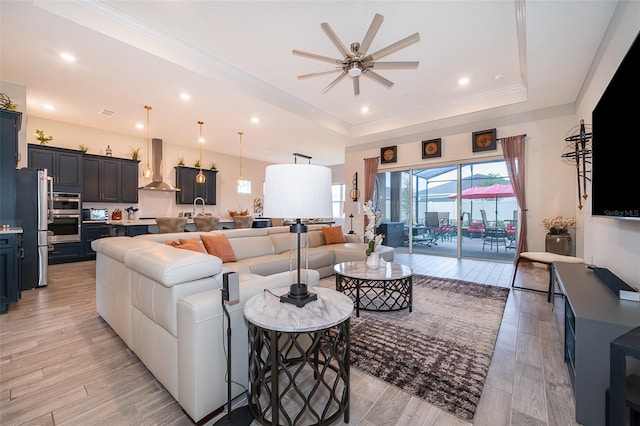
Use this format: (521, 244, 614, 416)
(0, 1, 619, 166)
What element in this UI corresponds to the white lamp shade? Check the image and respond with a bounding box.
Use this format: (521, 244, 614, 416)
(263, 164, 333, 219)
(343, 200, 362, 215)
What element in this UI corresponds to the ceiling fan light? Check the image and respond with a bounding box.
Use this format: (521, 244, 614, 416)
(348, 63, 362, 77)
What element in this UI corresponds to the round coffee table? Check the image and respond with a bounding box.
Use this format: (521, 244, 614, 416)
(334, 261, 413, 317)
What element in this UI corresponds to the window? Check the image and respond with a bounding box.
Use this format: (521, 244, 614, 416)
(332, 184, 345, 218)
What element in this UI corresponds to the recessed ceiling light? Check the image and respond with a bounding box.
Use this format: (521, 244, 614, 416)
(251, 116, 260, 124)
(135, 123, 144, 130)
(495, 74, 505, 81)
(361, 106, 369, 113)
(458, 77, 470, 86)
(43, 104, 55, 111)
(59, 52, 76, 62)
(180, 93, 191, 101)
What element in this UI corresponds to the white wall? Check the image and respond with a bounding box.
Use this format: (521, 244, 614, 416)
(25, 116, 271, 221)
(344, 111, 578, 254)
(575, 0, 640, 286)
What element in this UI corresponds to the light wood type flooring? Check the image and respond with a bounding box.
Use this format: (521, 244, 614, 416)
(0, 254, 579, 425)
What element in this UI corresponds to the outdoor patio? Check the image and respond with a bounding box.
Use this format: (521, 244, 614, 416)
(395, 232, 516, 262)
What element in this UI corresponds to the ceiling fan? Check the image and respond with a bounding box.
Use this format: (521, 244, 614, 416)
(293, 13, 420, 95)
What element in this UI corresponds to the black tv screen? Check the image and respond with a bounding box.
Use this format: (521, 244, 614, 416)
(591, 32, 640, 220)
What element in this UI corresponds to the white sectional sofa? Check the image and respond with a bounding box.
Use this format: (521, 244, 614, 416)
(91, 225, 393, 422)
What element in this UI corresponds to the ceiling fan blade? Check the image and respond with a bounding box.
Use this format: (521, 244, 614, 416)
(359, 13, 384, 56)
(297, 68, 343, 79)
(365, 32, 421, 62)
(321, 72, 348, 93)
(353, 75, 360, 96)
(321, 22, 350, 58)
(369, 61, 420, 69)
(292, 49, 342, 65)
(362, 69, 394, 88)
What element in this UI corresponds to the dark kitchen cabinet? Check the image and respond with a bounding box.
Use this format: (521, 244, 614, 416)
(83, 155, 119, 202)
(120, 160, 139, 203)
(174, 166, 217, 205)
(0, 232, 21, 314)
(83, 154, 139, 203)
(0, 110, 21, 225)
(28, 144, 83, 193)
(82, 222, 113, 259)
(48, 242, 82, 265)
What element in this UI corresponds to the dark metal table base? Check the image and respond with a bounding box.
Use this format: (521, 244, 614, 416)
(335, 274, 412, 317)
(248, 319, 350, 426)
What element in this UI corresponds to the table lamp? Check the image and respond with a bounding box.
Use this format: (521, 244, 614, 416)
(263, 164, 333, 307)
(343, 200, 361, 234)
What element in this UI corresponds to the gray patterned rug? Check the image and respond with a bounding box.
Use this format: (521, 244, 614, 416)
(332, 274, 509, 421)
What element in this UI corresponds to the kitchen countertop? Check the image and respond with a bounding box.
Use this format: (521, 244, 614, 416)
(0, 227, 23, 234)
(83, 218, 271, 227)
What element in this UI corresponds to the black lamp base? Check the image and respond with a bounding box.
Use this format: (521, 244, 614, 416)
(212, 405, 253, 426)
(280, 283, 317, 307)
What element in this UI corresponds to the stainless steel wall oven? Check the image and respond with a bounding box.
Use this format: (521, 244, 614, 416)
(49, 192, 81, 243)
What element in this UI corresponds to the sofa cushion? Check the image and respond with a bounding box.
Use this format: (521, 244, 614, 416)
(307, 229, 325, 248)
(270, 232, 292, 254)
(92, 237, 158, 263)
(125, 245, 223, 286)
(322, 226, 347, 244)
(226, 235, 275, 260)
(200, 234, 237, 262)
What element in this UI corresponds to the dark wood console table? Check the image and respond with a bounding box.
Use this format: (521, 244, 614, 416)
(553, 263, 640, 425)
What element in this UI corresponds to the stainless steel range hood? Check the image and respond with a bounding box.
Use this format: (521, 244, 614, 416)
(139, 138, 180, 192)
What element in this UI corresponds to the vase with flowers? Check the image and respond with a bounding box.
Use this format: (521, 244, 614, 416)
(542, 216, 575, 255)
(363, 200, 383, 269)
(125, 206, 139, 221)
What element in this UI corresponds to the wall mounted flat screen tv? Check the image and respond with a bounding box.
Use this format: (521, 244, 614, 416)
(591, 32, 640, 220)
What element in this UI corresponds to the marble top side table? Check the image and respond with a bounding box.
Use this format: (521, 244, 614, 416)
(244, 286, 353, 426)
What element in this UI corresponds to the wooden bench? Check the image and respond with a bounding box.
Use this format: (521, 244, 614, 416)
(511, 251, 584, 302)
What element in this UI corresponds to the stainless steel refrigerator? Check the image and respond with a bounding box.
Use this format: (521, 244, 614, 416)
(16, 168, 52, 290)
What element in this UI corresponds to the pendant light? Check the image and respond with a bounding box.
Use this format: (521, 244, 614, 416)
(142, 105, 152, 178)
(196, 121, 206, 184)
(237, 131, 251, 194)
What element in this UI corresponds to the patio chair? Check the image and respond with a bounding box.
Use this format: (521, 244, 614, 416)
(422, 212, 439, 246)
(436, 212, 454, 242)
(481, 209, 508, 251)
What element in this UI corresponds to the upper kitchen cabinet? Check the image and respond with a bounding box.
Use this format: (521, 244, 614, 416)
(0, 110, 21, 225)
(120, 159, 139, 203)
(84, 154, 119, 202)
(84, 154, 139, 203)
(28, 144, 83, 193)
(174, 166, 217, 205)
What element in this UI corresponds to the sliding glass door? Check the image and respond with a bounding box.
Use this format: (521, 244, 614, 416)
(374, 160, 516, 262)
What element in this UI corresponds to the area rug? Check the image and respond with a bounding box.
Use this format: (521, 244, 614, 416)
(333, 274, 509, 421)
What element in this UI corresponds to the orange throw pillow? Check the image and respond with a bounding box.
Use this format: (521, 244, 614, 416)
(165, 238, 206, 253)
(177, 238, 207, 253)
(200, 234, 237, 262)
(322, 226, 346, 245)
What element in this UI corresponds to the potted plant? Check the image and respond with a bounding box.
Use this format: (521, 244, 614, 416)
(363, 200, 383, 269)
(129, 147, 141, 160)
(542, 216, 576, 255)
(34, 129, 53, 145)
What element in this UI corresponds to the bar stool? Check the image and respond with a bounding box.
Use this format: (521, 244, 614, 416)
(155, 217, 188, 233)
(511, 251, 584, 302)
(193, 216, 219, 232)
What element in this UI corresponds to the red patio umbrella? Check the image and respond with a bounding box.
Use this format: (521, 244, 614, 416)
(449, 183, 515, 224)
